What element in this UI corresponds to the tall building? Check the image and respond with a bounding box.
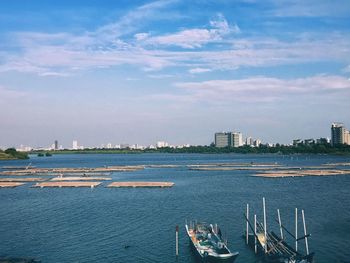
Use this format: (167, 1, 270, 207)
(232, 132, 243, 147)
(214, 132, 242, 147)
(331, 123, 347, 146)
(215, 132, 231, 148)
(72, 140, 78, 150)
(54, 140, 58, 150)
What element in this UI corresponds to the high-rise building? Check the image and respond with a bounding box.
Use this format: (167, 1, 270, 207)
(331, 123, 347, 146)
(54, 140, 58, 150)
(232, 132, 243, 147)
(214, 132, 242, 147)
(72, 140, 78, 150)
(215, 132, 231, 148)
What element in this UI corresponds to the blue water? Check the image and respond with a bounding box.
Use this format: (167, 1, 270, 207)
(0, 154, 349, 263)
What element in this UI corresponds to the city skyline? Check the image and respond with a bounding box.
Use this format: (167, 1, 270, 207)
(1, 0, 350, 147)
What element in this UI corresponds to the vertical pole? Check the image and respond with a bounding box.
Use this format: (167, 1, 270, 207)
(277, 209, 284, 240)
(263, 197, 267, 253)
(246, 203, 249, 245)
(176, 225, 179, 256)
(254, 214, 257, 254)
(302, 210, 309, 255)
(295, 208, 298, 252)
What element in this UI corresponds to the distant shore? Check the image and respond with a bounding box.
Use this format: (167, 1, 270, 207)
(30, 144, 350, 156)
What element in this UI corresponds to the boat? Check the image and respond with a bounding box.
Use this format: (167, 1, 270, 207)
(244, 198, 314, 263)
(185, 221, 239, 262)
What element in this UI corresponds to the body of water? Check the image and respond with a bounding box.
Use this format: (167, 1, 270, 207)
(0, 153, 349, 262)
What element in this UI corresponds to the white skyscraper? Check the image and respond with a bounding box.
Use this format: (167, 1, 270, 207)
(72, 140, 78, 150)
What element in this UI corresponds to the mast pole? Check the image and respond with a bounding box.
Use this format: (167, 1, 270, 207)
(246, 203, 249, 245)
(175, 225, 179, 256)
(277, 209, 284, 239)
(302, 210, 309, 255)
(263, 197, 267, 253)
(295, 208, 298, 252)
(254, 214, 257, 254)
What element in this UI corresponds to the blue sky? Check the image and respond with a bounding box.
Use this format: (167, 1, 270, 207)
(0, 0, 350, 148)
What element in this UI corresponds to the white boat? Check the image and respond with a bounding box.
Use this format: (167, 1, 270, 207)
(185, 221, 239, 262)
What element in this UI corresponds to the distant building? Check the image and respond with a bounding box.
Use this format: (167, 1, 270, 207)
(54, 140, 58, 150)
(106, 143, 112, 149)
(214, 132, 242, 147)
(245, 137, 253, 146)
(293, 139, 302, 146)
(331, 123, 349, 146)
(215, 132, 230, 147)
(72, 140, 78, 150)
(254, 139, 261, 147)
(156, 141, 169, 148)
(304, 139, 315, 145)
(316, 138, 330, 145)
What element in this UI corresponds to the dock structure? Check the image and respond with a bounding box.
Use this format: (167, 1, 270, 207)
(33, 182, 102, 188)
(0, 177, 46, 182)
(1, 165, 145, 176)
(107, 182, 174, 188)
(0, 182, 25, 188)
(51, 177, 111, 181)
(254, 169, 350, 178)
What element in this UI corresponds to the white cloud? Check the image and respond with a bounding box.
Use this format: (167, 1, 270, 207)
(143, 14, 239, 48)
(174, 75, 350, 102)
(188, 68, 212, 74)
(134, 33, 149, 41)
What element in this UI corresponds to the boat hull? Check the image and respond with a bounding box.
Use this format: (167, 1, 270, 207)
(186, 224, 239, 263)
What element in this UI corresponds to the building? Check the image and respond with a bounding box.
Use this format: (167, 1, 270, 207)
(293, 139, 302, 146)
(331, 123, 349, 146)
(215, 132, 230, 147)
(72, 140, 78, 150)
(54, 140, 58, 150)
(254, 139, 261, 147)
(156, 141, 169, 148)
(214, 132, 243, 148)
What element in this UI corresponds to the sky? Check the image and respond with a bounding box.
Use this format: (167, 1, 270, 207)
(0, 0, 350, 148)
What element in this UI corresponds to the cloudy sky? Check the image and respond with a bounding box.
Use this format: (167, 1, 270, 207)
(1, 0, 350, 148)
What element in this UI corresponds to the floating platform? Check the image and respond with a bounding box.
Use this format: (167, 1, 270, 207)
(1, 165, 144, 176)
(254, 169, 350, 178)
(51, 177, 111, 181)
(107, 182, 174, 188)
(0, 177, 46, 182)
(0, 182, 25, 188)
(33, 182, 101, 188)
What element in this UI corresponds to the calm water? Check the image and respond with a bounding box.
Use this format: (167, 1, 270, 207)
(0, 153, 349, 263)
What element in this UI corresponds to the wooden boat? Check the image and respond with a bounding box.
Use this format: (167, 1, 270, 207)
(186, 221, 239, 262)
(244, 198, 314, 263)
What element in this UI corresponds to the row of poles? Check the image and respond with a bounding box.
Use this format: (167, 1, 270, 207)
(245, 197, 310, 256)
(175, 197, 310, 257)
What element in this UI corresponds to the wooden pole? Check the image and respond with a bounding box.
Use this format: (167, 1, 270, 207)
(263, 197, 267, 253)
(246, 203, 249, 245)
(254, 214, 257, 254)
(302, 210, 309, 255)
(277, 209, 284, 240)
(176, 225, 179, 256)
(295, 208, 298, 252)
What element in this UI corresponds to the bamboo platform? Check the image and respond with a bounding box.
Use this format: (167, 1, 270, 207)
(1, 165, 144, 176)
(254, 169, 350, 178)
(107, 182, 174, 188)
(0, 177, 46, 182)
(51, 177, 111, 181)
(33, 182, 102, 188)
(0, 182, 25, 188)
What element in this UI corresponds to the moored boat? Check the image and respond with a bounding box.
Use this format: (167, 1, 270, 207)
(186, 221, 239, 262)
